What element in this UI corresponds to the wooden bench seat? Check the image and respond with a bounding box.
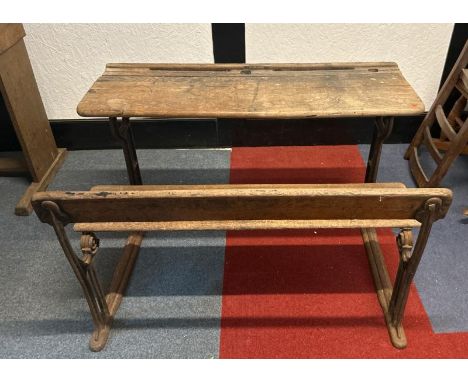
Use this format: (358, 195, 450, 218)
(32, 183, 452, 352)
(69, 183, 439, 231)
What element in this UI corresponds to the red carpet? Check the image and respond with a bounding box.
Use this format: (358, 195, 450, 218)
(219, 146, 468, 358)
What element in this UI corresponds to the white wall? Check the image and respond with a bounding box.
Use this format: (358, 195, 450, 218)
(23, 24, 213, 119)
(22, 24, 454, 119)
(246, 24, 454, 110)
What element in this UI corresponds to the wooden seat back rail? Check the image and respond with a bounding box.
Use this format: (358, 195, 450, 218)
(32, 185, 451, 227)
(31, 183, 452, 352)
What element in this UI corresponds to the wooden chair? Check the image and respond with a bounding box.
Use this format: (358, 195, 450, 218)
(32, 183, 452, 351)
(405, 40, 468, 187)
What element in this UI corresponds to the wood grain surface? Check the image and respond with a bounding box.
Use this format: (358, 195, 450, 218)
(0, 23, 25, 54)
(31, 184, 452, 231)
(77, 62, 425, 118)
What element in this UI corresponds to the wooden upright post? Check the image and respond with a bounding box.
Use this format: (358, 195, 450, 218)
(0, 23, 67, 215)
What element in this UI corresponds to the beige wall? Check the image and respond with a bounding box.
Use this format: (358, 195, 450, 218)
(23, 24, 213, 119)
(246, 24, 454, 110)
(23, 24, 454, 119)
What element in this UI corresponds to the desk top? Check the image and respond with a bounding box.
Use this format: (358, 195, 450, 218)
(77, 62, 424, 119)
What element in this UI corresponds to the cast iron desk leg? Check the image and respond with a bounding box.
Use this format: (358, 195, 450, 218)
(365, 116, 394, 183)
(109, 117, 143, 185)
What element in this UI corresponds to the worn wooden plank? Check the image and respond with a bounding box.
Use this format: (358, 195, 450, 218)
(14, 148, 67, 216)
(90, 182, 407, 192)
(0, 39, 58, 180)
(74, 219, 421, 232)
(77, 62, 424, 118)
(433, 138, 468, 155)
(0, 24, 25, 54)
(32, 185, 452, 224)
(105, 62, 399, 71)
(435, 105, 457, 141)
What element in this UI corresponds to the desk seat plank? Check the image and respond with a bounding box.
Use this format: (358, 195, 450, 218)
(89, 182, 407, 192)
(33, 185, 452, 224)
(73, 219, 422, 232)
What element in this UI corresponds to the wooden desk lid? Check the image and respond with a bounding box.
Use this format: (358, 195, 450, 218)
(77, 62, 425, 119)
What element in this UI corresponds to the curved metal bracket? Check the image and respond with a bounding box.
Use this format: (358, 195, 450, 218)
(389, 197, 443, 329)
(40, 200, 71, 226)
(41, 200, 110, 351)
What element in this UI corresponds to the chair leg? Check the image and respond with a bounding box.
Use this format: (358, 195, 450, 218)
(362, 197, 444, 349)
(110, 117, 143, 185)
(405, 120, 430, 160)
(427, 119, 468, 187)
(361, 227, 407, 348)
(388, 198, 442, 331)
(365, 116, 394, 183)
(41, 201, 143, 352)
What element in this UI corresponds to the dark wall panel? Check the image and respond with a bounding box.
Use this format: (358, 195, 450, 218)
(212, 23, 245, 63)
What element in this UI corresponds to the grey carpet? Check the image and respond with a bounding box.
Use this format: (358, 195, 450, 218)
(0, 149, 230, 358)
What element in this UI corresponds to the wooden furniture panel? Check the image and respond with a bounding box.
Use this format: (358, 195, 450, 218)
(0, 39, 59, 179)
(0, 23, 24, 54)
(79, 182, 415, 230)
(0, 23, 67, 215)
(77, 62, 424, 119)
(33, 184, 452, 224)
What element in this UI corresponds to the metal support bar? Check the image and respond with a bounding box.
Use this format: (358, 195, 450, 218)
(362, 197, 444, 349)
(365, 116, 394, 183)
(388, 198, 442, 328)
(40, 200, 144, 352)
(361, 227, 407, 348)
(110, 117, 142, 185)
(41, 201, 111, 350)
